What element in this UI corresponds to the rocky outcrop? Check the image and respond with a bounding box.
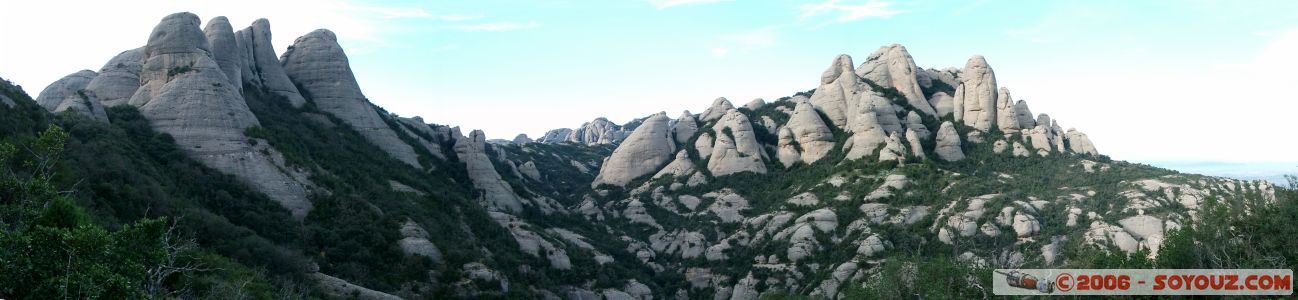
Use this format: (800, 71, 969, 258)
(694, 132, 714, 160)
(699, 97, 734, 123)
(878, 132, 906, 162)
(856, 44, 937, 116)
(593, 113, 675, 187)
(928, 91, 954, 117)
(843, 97, 888, 160)
(809, 55, 861, 128)
(904, 111, 929, 138)
(954, 55, 997, 131)
(653, 150, 697, 179)
(995, 87, 1020, 132)
(85, 48, 144, 107)
(538, 128, 573, 144)
(707, 110, 766, 176)
(35, 70, 97, 111)
(398, 220, 444, 264)
(234, 19, 306, 107)
(203, 17, 242, 95)
(673, 111, 699, 144)
(569, 117, 627, 144)
(281, 29, 421, 167)
(784, 102, 834, 164)
(455, 129, 524, 212)
(312, 273, 403, 300)
(129, 12, 314, 218)
(512, 134, 532, 144)
(1065, 129, 1098, 155)
(776, 127, 801, 167)
(935, 121, 964, 161)
(1014, 100, 1036, 129)
(905, 128, 925, 159)
(743, 98, 765, 110)
(37, 70, 109, 121)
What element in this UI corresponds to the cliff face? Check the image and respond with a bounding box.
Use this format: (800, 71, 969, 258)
(24, 12, 1280, 300)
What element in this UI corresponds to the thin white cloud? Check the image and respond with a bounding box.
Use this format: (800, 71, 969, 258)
(724, 27, 778, 48)
(800, 0, 903, 22)
(711, 47, 731, 58)
(647, 0, 734, 9)
(459, 21, 539, 32)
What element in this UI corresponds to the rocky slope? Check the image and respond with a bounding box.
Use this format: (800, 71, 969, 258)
(14, 12, 1283, 300)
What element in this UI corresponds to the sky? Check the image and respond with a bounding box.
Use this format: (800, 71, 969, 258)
(1, 0, 1295, 173)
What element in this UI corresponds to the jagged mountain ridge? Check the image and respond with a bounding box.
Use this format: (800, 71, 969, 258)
(16, 12, 1281, 300)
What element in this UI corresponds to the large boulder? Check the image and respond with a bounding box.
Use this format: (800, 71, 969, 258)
(1065, 128, 1098, 155)
(567, 117, 627, 144)
(1014, 100, 1036, 129)
(935, 121, 965, 161)
(35, 70, 97, 111)
(202, 16, 242, 95)
(234, 18, 306, 107)
(785, 101, 835, 164)
(699, 97, 734, 123)
(905, 128, 925, 159)
(673, 111, 698, 144)
(129, 12, 313, 218)
(85, 48, 144, 107)
(995, 87, 1020, 132)
(707, 110, 766, 176)
(592, 113, 675, 187)
(843, 97, 888, 160)
(856, 44, 937, 116)
(954, 55, 997, 131)
(281, 29, 421, 167)
(36, 70, 109, 121)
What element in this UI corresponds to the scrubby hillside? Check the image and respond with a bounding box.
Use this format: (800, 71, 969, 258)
(3, 12, 1293, 300)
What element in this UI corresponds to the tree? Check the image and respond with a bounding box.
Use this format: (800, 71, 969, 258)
(0, 126, 177, 299)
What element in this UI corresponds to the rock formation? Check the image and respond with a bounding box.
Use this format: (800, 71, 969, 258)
(809, 55, 861, 128)
(1014, 100, 1036, 129)
(1065, 129, 1098, 155)
(935, 121, 965, 161)
(856, 44, 937, 116)
(673, 111, 698, 144)
(234, 19, 306, 107)
(455, 129, 525, 212)
(592, 113, 675, 187)
(129, 13, 314, 218)
(281, 29, 421, 167)
(784, 102, 834, 164)
(35, 70, 97, 111)
(707, 110, 766, 176)
(905, 128, 925, 159)
(85, 48, 144, 107)
(36, 70, 109, 121)
(203, 16, 242, 95)
(699, 97, 735, 123)
(743, 98, 765, 110)
(954, 56, 997, 131)
(995, 87, 1020, 132)
(928, 91, 954, 117)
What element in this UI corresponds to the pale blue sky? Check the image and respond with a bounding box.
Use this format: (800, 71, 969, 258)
(1, 0, 1296, 168)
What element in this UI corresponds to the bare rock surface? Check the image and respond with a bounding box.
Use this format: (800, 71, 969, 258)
(130, 12, 314, 219)
(235, 18, 306, 107)
(281, 29, 421, 167)
(593, 113, 675, 187)
(935, 121, 965, 161)
(85, 48, 144, 107)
